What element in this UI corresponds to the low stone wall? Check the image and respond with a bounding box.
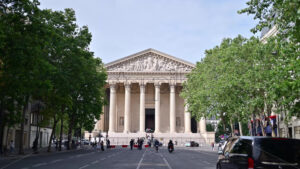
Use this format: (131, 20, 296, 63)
(100, 132, 215, 146)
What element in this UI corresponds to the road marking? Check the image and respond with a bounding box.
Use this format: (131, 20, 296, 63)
(136, 150, 147, 169)
(91, 160, 99, 164)
(33, 162, 47, 167)
(78, 164, 90, 169)
(0, 154, 31, 169)
(162, 158, 173, 169)
(203, 161, 210, 165)
(50, 159, 63, 163)
(101, 157, 106, 160)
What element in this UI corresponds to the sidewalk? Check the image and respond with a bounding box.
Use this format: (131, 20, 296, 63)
(0, 145, 87, 161)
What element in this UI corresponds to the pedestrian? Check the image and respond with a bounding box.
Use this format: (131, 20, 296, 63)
(55, 140, 58, 151)
(257, 123, 262, 136)
(106, 139, 110, 149)
(130, 139, 134, 150)
(138, 139, 142, 150)
(97, 142, 101, 150)
(265, 122, 272, 136)
(211, 142, 214, 151)
(10, 140, 14, 153)
(100, 141, 104, 151)
(154, 139, 159, 152)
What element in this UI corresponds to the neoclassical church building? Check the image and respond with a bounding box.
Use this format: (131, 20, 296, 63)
(89, 49, 214, 145)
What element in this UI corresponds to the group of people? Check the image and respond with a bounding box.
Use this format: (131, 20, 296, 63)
(129, 138, 144, 150)
(94, 139, 110, 151)
(129, 138, 174, 153)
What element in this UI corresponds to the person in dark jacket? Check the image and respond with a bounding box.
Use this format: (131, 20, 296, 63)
(168, 140, 174, 152)
(130, 139, 134, 150)
(106, 139, 110, 149)
(100, 141, 104, 151)
(154, 139, 159, 152)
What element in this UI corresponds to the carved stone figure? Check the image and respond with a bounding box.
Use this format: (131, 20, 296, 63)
(107, 54, 192, 72)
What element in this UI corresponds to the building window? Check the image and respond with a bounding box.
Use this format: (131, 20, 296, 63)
(119, 117, 124, 126)
(176, 117, 181, 127)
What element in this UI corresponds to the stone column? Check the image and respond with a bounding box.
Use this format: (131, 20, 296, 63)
(170, 84, 176, 133)
(199, 117, 206, 133)
(139, 84, 145, 133)
(124, 83, 131, 133)
(109, 84, 116, 133)
(184, 103, 191, 133)
(154, 83, 161, 133)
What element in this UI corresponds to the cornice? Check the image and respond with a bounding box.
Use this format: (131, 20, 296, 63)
(104, 48, 195, 68)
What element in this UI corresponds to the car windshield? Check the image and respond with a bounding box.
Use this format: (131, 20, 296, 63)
(255, 138, 300, 163)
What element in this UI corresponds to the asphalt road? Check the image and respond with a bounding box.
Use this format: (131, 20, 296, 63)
(0, 147, 218, 169)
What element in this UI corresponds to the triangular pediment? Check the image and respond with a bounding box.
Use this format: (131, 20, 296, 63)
(105, 48, 195, 72)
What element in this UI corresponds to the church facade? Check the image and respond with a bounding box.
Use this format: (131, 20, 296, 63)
(89, 49, 214, 145)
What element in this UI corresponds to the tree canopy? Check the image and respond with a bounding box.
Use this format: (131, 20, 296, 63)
(0, 0, 107, 154)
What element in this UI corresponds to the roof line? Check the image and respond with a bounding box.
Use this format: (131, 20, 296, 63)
(104, 48, 195, 68)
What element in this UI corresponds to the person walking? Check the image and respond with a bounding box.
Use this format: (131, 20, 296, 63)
(154, 139, 159, 153)
(100, 141, 104, 151)
(130, 139, 134, 150)
(106, 139, 110, 149)
(265, 122, 272, 136)
(211, 142, 215, 151)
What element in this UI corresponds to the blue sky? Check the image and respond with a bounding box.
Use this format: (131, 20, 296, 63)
(39, 0, 258, 64)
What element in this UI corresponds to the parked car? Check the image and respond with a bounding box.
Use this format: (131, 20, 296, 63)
(218, 140, 227, 151)
(81, 139, 90, 145)
(216, 136, 300, 169)
(185, 141, 199, 147)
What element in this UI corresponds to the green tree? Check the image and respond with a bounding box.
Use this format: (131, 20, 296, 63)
(239, 0, 300, 121)
(0, 0, 56, 154)
(238, 0, 300, 42)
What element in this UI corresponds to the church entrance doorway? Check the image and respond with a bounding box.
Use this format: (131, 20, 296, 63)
(145, 109, 155, 132)
(191, 117, 198, 133)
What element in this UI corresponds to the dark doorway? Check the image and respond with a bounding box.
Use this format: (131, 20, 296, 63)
(288, 127, 293, 138)
(191, 117, 198, 133)
(145, 109, 155, 132)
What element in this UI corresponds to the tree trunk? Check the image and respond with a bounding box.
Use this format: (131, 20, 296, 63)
(230, 119, 234, 136)
(79, 125, 82, 148)
(4, 126, 9, 155)
(59, 117, 63, 151)
(67, 115, 74, 150)
(252, 113, 256, 136)
(238, 121, 243, 136)
(0, 102, 4, 154)
(259, 113, 266, 136)
(47, 115, 58, 152)
(19, 95, 29, 155)
(220, 112, 226, 132)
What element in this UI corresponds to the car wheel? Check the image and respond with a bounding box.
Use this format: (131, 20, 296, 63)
(216, 164, 221, 169)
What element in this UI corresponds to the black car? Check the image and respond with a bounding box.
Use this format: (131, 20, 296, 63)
(191, 141, 199, 147)
(217, 136, 300, 169)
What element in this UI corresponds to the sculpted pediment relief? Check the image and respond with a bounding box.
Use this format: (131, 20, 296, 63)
(106, 53, 194, 72)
